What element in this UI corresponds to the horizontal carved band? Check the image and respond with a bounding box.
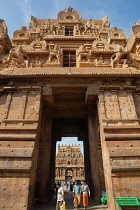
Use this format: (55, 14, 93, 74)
(108, 147, 140, 157)
(105, 133, 140, 140)
(0, 134, 37, 140)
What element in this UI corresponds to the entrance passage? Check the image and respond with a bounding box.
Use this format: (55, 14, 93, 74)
(34, 86, 106, 209)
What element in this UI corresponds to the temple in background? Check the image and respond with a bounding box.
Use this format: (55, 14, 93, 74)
(55, 144, 85, 183)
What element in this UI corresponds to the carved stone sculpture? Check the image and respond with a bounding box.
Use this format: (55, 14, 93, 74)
(2, 45, 29, 68)
(110, 46, 129, 68)
(77, 45, 91, 62)
(48, 44, 61, 63)
(0, 19, 7, 38)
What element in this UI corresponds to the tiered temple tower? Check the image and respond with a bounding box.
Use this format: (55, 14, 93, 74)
(55, 144, 85, 183)
(0, 6, 140, 210)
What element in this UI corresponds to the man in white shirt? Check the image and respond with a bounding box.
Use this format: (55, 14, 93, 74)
(56, 184, 64, 210)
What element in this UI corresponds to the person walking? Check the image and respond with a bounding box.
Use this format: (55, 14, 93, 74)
(73, 180, 82, 210)
(56, 183, 64, 210)
(81, 180, 90, 210)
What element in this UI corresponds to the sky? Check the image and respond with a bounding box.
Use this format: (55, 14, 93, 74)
(1, 0, 140, 38)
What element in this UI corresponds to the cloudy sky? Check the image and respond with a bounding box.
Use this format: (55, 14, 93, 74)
(1, 0, 140, 38)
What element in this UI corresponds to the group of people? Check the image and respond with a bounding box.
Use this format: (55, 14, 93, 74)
(56, 180, 90, 210)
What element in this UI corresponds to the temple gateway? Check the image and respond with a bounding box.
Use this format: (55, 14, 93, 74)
(0, 6, 140, 210)
(55, 144, 85, 183)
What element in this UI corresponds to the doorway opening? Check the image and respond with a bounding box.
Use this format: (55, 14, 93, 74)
(55, 137, 85, 185)
(34, 86, 106, 209)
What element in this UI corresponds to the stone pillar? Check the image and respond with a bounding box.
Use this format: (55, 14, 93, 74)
(35, 86, 54, 202)
(86, 86, 105, 201)
(0, 85, 42, 210)
(88, 107, 102, 201)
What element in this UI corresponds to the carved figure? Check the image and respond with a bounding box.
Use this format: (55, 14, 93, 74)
(2, 45, 29, 68)
(110, 46, 129, 68)
(0, 19, 7, 38)
(85, 19, 93, 34)
(95, 55, 109, 66)
(77, 45, 91, 62)
(29, 15, 37, 28)
(74, 24, 81, 35)
(102, 16, 110, 28)
(48, 44, 60, 63)
(31, 56, 42, 67)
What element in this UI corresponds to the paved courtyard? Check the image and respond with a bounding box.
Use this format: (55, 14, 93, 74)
(33, 191, 108, 210)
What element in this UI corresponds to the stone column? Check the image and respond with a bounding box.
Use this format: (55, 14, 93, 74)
(36, 86, 54, 202)
(88, 107, 102, 201)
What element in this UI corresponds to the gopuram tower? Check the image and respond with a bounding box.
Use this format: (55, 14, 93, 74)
(55, 144, 85, 183)
(0, 6, 140, 210)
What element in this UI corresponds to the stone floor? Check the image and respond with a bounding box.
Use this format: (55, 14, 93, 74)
(33, 191, 108, 210)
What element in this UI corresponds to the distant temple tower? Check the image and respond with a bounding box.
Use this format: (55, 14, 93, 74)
(55, 144, 85, 183)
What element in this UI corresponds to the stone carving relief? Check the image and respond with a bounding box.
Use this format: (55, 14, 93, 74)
(132, 24, 140, 38)
(77, 44, 91, 62)
(2, 45, 29, 68)
(95, 55, 109, 66)
(102, 16, 110, 28)
(29, 15, 37, 29)
(48, 44, 61, 63)
(110, 46, 130, 68)
(58, 6, 82, 22)
(0, 19, 7, 38)
(13, 26, 29, 39)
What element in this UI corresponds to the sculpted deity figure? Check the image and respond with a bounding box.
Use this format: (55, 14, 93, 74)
(48, 44, 61, 63)
(74, 24, 80, 35)
(29, 16, 37, 28)
(0, 19, 7, 38)
(56, 168, 60, 177)
(77, 45, 91, 62)
(85, 19, 93, 33)
(2, 45, 29, 68)
(110, 46, 129, 68)
(102, 16, 110, 28)
(95, 55, 108, 66)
